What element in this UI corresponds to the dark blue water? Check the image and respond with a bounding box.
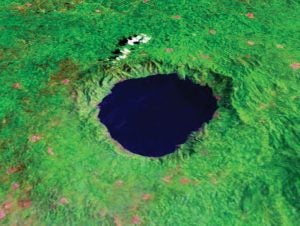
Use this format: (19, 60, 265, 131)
(98, 73, 217, 157)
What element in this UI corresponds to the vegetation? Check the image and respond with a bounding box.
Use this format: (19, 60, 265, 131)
(0, 0, 299, 225)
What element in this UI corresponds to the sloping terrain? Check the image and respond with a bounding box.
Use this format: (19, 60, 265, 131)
(0, 1, 299, 225)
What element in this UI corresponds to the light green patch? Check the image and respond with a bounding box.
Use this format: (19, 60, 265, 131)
(0, 0, 299, 225)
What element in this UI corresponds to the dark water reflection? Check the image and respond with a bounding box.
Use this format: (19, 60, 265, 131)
(98, 73, 217, 157)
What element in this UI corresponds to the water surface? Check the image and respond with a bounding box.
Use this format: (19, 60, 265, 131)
(98, 73, 217, 157)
